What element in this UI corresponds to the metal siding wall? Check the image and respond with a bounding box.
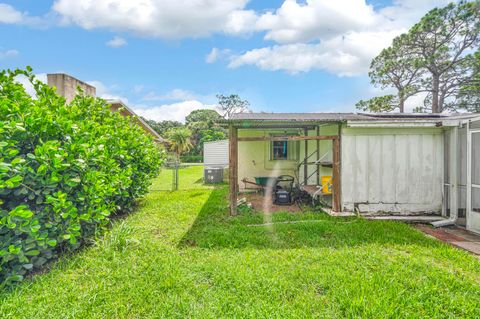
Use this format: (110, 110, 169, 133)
(342, 130, 443, 214)
(204, 140, 229, 167)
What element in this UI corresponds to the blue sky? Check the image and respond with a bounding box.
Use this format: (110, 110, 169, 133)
(0, 0, 451, 121)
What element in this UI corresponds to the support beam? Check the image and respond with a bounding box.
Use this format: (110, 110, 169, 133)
(316, 126, 320, 185)
(304, 128, 308, 185)
(450, 126, 458, 220)
(229, 125, 238, 215)
(238, 135, 337, 142)
(332, 135, 341, 212)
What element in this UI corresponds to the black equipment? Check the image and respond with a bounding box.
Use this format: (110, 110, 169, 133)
(273, 175, 295, 205)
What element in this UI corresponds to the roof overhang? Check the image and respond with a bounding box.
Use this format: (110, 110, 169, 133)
(106, 99, 164, 142)
(346, 120, 444, 128)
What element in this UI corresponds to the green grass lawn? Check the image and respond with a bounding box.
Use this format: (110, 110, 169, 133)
(1, 166, 480, 318)
(150, 165, 212, 191)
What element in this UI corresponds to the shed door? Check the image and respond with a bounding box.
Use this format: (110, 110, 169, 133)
(467, 128, 480, 234)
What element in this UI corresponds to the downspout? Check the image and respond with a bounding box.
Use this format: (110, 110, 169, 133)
(432, 125, 459, 227)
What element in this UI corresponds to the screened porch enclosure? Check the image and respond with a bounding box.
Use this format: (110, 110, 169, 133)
(443, 118, 480, 234)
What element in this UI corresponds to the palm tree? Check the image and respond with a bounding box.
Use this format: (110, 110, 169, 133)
(166, 127, 193, 159)
(166, 127, 193, 191)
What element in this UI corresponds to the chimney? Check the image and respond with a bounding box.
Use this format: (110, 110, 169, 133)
(47, 73, 96, 103)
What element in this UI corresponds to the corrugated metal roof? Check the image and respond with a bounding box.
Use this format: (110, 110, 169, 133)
(227, 112, 479, 122)
(229, 112, 370, 121)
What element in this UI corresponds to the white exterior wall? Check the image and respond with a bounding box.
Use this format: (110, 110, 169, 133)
(341, 127, 444, 214)
(204, 140, 229, 168)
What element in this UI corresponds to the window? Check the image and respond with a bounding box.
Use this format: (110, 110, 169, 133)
(272, 141, 288, 160)
(268, 133, 299, 161)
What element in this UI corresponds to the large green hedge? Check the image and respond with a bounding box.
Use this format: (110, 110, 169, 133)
(0, 68, 162, 287)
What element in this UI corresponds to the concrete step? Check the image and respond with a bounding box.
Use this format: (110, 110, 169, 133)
(365, 215, 445, 223)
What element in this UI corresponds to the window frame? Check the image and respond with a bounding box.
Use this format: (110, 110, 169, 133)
(272, 140, 288, 160)
(269, 133, 299, 161)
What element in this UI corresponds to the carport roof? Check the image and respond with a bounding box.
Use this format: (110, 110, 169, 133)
(227, 112, 457, 122)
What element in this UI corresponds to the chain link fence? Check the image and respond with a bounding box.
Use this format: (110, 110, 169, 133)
(150, 154, 206, 191)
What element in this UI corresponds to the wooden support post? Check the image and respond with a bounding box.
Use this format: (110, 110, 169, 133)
(316, 126, 320, 185)
(229, 125, 238, 215)
(304, 128, 308, 185)
(332, 136, 341, 212)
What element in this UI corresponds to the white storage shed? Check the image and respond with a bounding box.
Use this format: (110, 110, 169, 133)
(204, 140, 229, 168)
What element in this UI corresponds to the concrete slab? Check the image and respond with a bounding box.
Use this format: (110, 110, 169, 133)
(325, 209, 356, 217)
(450, 241, 480, 255)
(444, 228, 480, 242)
(366, 215, 445, 223)
(416, 225, 480, 256)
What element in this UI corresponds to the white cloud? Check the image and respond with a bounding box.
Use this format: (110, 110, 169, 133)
(133, 84, 144, 94)
(229, 0, 451, 76)
(106, 36, 127, 48)
(0, 49, 19, 59)
(256, 0, 379, 44)
(133, 100, 217, 122)
(0, 3, 23, 23)
(206, 48, 221, 64)
(404, 92, 429, 112)
(52, 0, 255, 39)
(0, 3, 50, 27)
(229, 30, 399, 76)
(15, 73, 48, 98)
(87, 80, 129, 102)
(205, 47, 231, 64)
(142, 89, 197, 102)
(224, 9, 258, 35)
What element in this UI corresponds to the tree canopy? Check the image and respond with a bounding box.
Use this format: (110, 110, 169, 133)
(185, 109, 222, 125)
(358, 0, 480, 113)
(146, 108, 228, 159)
(216, 94, 250, 118)
(141, 118, 183, 137)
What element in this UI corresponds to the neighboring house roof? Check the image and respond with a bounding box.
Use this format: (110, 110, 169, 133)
(106, 99, 164, 142)
(46, 73, 164, 143)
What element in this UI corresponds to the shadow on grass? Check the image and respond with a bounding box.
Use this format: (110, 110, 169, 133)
(178, 187, 440, 250)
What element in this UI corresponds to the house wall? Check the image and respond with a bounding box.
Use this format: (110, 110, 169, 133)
(237, 125, 338, 189)
(341, 127, 444, 214)
(47, 73, 96, 103)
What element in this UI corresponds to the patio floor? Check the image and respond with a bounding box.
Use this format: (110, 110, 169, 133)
(241, 192, 303, 213)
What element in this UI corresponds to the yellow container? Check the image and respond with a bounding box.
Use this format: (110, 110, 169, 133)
(321, 176, 332, 194)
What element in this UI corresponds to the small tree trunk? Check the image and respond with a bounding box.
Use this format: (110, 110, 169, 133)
(432, 75, 440, 113)
(398, 93, 405, 113)
(439, 94, 445, 113)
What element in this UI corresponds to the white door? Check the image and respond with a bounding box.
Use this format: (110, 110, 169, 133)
(467, 128, 480, 234)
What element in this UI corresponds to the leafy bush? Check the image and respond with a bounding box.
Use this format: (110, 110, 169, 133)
(0, 68, 162, 287)
(180, 155, 203, 163)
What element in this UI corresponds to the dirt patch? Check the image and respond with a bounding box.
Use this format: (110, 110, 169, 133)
(241, 192, 303, 213)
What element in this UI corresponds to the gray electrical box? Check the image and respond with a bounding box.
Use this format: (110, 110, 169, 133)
(204, 167, 224, 184)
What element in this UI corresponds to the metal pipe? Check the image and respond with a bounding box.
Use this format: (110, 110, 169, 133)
(432, 126, 459, 228)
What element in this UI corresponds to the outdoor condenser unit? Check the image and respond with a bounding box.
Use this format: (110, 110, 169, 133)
(204, 167, 224, 184)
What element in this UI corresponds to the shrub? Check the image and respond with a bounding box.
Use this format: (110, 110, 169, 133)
(0, 68, 162, 287)
(180, 155, 203, 163)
